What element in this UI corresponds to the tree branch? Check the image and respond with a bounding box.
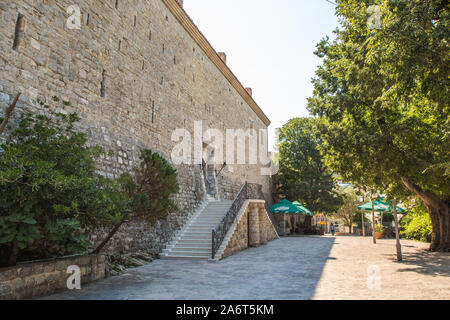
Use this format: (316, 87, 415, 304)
(0, 92, 21, 136)
(401, 177, 444, 209)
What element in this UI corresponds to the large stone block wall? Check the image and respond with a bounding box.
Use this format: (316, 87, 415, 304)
(0, 0, 271, 255)
(0, 254, 105, 300)
(221, 208, 249, 258)
(221, 201, 278, 259)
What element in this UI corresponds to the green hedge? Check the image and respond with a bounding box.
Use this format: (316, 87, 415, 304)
(400, 202, 432, 243)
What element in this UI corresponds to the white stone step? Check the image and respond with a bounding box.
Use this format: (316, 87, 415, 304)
(179, 235, 211, 240)
(175, 239, 211, 245)
(160, 255, 210, 260)
(188, 225, 215, 229)
(165, 244, 210, 250)
(163, 251, 211, 258)
(191, 224, 220, 227)
(162, 200, 233, 260)
(163, 247, 211, 254)
(195, 218, 224, 222)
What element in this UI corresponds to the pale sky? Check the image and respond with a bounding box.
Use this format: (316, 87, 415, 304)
(184, 0, 339, 151)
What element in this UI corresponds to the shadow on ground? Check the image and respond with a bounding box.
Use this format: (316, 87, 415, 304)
(41, 236, 336, 300)
(393, 250, 450, 277)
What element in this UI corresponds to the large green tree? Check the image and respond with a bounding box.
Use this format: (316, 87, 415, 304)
(308, 0, 449, 251)
(273, 117, 342, 213)
(333, 186, 359, 233)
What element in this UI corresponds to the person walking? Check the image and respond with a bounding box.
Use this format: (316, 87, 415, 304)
(330, 223, 335, 236)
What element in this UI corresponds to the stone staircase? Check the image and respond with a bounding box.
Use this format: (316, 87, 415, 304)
(161, 199, 233, 260)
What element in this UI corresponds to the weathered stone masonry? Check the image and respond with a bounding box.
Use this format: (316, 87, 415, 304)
(220, 201, 278, 260)
(0, 0, 271, 255)
(0, 254, 105, 300)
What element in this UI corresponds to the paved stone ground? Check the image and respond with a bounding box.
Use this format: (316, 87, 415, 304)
(41, 236, 449, 300)
(313, 236, 450, 300)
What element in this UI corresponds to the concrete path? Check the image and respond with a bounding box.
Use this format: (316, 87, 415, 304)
(41, 236, 449, 300)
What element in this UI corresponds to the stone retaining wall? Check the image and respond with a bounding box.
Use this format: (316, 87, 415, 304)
(221, 201, 278, 259)
(0, 254, 105, 300)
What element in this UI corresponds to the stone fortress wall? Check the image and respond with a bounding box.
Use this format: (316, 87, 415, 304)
(0, 0, 272, 256)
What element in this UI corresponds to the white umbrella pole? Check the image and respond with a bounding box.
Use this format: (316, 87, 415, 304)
(361, 210, 366, 237)
(372, 200, 376, 244)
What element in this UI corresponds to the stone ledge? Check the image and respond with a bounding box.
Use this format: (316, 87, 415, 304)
(0, 254, 105, 300)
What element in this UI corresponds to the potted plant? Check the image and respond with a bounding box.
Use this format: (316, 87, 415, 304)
(374, 224, 384, 239)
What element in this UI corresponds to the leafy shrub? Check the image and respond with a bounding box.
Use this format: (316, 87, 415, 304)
(400, 201, 432, 243)
(91, 150, 179, 254)
(374, 224, 384, 233)
(0, 99, 132, 266)
(127, 149, 179, 224)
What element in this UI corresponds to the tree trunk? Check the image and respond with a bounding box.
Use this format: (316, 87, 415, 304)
(0, 92, 21, 136)
(427, 203, 441, 251)
(402, 177, 450, 252)
(92, 220, 127, 254)
(8, 242, 19, 266)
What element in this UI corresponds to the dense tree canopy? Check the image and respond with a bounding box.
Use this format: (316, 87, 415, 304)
(307, 0, 449, 251)
(273, 117, 342, 213)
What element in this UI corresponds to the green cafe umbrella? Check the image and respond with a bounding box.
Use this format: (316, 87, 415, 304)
(270, 199, 302, 214)
(270, 199, 301, 234)
(358, 199, 406, 238)
(292, 201, 315, 216)
(358, 199, 405, 213)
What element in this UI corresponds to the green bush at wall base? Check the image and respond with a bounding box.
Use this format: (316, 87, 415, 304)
(0, 98, 132, 266)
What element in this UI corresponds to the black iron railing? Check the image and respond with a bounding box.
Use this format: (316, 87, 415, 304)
(211, 182, 248, 259)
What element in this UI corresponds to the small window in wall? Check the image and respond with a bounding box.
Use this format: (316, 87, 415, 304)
(115, 0, 119, 9)
(149, 29, 152, 41)
(151, 101, 155, 123)
(134, 16, 137, 27)
(12, 13, 25, 50)
(100, 69, 106, 97)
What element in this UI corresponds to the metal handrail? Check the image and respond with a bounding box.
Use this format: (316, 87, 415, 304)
(211, 182, 248, 259)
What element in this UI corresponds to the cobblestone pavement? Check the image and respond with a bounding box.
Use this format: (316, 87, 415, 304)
(41, 236, 449, 300)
